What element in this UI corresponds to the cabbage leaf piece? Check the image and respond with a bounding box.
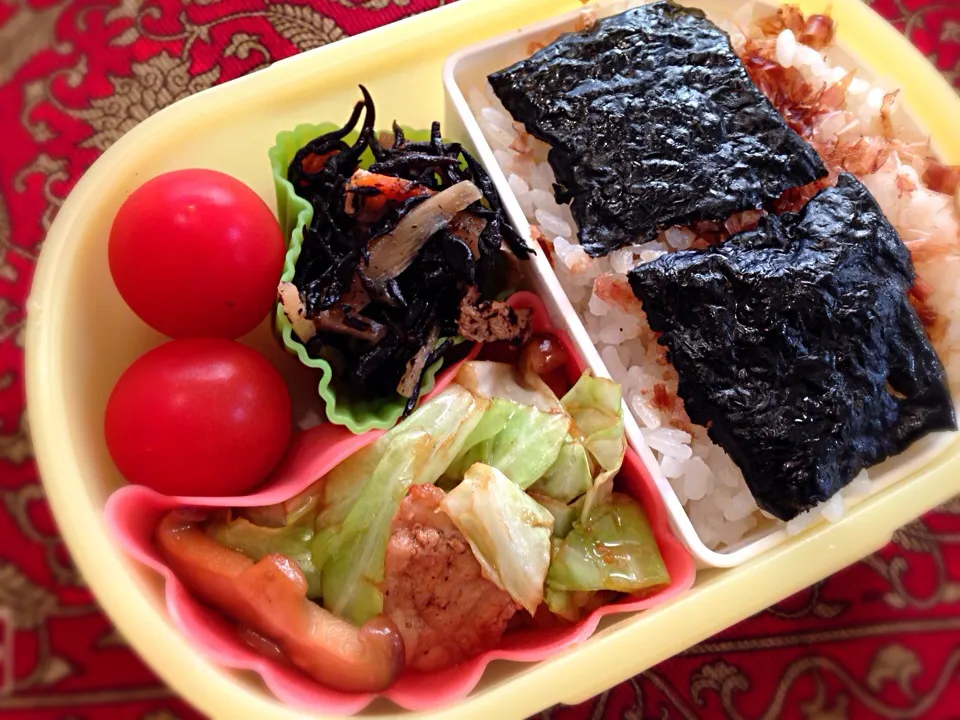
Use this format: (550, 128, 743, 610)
(529, 492, 583, 539)
(441, 463, 554, 615)
(531, 438, 593, 504)
(447, 400, 570, 489)
(312, 385, 487, 625)
(546, 493, 669, 595)
(455, 360, 561, 411)
(555, 372, 626, 517)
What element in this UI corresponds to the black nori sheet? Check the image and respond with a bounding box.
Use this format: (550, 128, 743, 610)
(628, 173, 956, 521)
(487, 0, 827, 258)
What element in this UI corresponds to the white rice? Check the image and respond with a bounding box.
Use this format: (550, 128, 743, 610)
(468, 4, 960, 549)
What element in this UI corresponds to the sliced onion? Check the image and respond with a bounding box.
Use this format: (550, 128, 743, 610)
(397, 325, 439, 398)
(278, 281, 316, 343)
(364, 180, 483, 283)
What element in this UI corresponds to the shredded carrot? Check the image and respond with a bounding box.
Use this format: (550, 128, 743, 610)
(345, 169, 433, 221)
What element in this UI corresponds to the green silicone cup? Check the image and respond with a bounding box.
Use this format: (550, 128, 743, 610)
(269, 123, 447, 435)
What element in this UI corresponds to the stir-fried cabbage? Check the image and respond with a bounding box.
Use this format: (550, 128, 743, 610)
(317, 384, 488, 530)
(546, 494, 669, 594)
(560, 374, 626, 517)
(203, 361, 666, 631)
(441, 463, 554, 614)
(312, 385, 487, 625)
(529, 492, 583, 539)
(455, 361, 561, 412)
(544, 584, 580, 622)
(447, 401, 569, 489)
(236, 481, 321, 529)
(531, 438, 593, 503)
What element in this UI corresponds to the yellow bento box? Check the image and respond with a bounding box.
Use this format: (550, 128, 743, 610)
(25, 0, 960, 717)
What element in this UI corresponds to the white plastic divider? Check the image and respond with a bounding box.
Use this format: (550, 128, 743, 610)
(441, 0, 958, 567)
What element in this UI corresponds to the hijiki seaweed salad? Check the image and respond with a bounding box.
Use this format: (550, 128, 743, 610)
(279, 88, 532, 415)
(474, 0, 960, 547)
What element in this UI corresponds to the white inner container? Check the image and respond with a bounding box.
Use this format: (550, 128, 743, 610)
(442, 0, 958, 567)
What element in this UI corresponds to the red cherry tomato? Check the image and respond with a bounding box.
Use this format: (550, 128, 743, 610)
(105, 339, 292, 496)
(109, 169, 285, 339)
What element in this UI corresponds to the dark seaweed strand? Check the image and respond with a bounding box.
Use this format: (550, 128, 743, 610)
(460, 147, 531, 260)
(384, 278, 407, 308)
(296, 200, 360, 310)
(351, 293, 443, 399)
(430, 121, 444, 154)
(369, 229, 473, 397)
(368, 129, 389, 163)
(401, 374, 423, 417)
(461, 148, 503, 212)
(301, 260, 351, 311)
(368, 153, 461, 176)
(286, 94, 372, 194)
(337, 85, 377, 171)
(460, 146, 532, 283)
(286, 100, 364, 189)
(392, 121, 406, 148)
(352, 336, 399, 386)
(291, 89, 384, 313)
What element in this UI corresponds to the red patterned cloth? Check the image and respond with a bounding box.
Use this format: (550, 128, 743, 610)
(1, 1, 959, 718)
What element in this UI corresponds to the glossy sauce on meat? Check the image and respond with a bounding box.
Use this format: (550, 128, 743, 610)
(383, 485, 518, 672)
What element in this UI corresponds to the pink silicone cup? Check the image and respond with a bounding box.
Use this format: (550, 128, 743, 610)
(105, 290, 696, 715)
